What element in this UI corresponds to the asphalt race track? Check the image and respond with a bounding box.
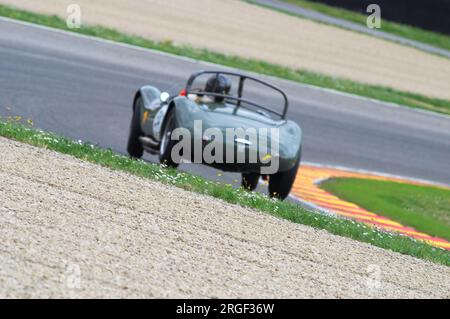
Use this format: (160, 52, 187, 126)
(1, 18, 449, 186)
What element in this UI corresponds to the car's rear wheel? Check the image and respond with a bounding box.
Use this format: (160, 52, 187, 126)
(242, 173, 260, 191)
(268, 151, 301, 200)
(159, 108, 179, 168)
(127, 97, 144, 158)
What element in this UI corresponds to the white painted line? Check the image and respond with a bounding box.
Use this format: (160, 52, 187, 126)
(288, 194, 337, 217)
(1, 16, 449, 120)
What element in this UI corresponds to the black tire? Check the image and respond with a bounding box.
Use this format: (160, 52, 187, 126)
(242, 173, 260, 191)
(269, 150, 301, 200)
(127, 97, 144, 158)
(159, 108, 179, 168)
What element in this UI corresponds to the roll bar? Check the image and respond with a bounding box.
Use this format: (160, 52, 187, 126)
(185, 71, 289, 119)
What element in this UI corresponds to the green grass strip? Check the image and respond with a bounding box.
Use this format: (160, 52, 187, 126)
(321, 177, 450, 241)
(1, 4, 450, 116)
(1, 119, 449, 267)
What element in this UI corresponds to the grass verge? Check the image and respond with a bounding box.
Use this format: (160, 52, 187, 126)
(1, 4, 450, 116)
(321, 178, 450, 241)
(0, 119, 449, 266)
(278, 0, 450, 52)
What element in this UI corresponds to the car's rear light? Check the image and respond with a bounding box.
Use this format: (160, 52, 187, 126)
(179, 89, 187, 96)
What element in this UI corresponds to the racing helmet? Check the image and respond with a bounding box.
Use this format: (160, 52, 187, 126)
(204, 74, 232, 102)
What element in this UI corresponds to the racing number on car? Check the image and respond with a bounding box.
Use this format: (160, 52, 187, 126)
(142, 111, 149, 126)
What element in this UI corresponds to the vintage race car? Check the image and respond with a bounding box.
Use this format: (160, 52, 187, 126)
(127, 71, 302, 200)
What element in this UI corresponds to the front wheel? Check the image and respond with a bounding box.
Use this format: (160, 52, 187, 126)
(268, 151, 301, 200)
(127, 97, 144, 158)
(159, 108, 179, 168)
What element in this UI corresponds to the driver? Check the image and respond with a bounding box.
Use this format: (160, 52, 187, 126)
(189, 74, 232, 103)
(204, 74, 232, 102)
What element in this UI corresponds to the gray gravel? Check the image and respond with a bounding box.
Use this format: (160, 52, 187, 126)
(0, 137, 449, 298)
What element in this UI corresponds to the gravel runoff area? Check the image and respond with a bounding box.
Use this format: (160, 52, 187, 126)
(1, 0, 450, 101)
(0, 137, 449, 298)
